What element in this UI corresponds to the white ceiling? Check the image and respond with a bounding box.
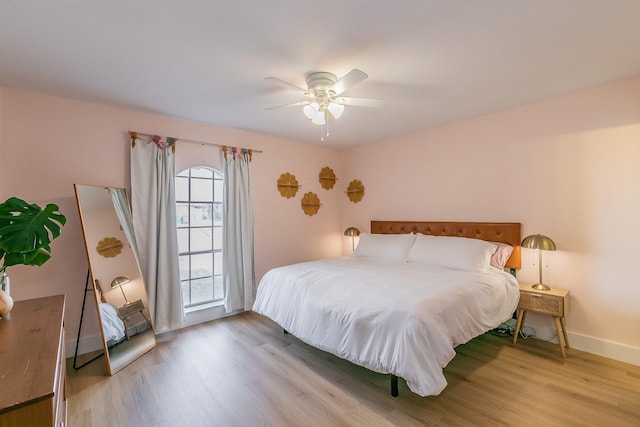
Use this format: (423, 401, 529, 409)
(1, 1, 640, 148)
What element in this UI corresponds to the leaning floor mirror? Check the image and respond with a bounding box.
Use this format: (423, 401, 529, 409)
(74, 184, 156, 375)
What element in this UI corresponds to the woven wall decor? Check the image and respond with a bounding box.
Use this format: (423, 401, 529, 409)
(301, 192, 321, 216)
(318, 166, 337, 190)
(96, 237, 123, 258)
(277, 172, 300, 199)
(346, 179, 365, 203)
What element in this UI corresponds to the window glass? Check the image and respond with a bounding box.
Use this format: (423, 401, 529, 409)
(213, 227, 222, 250)
(175, 176, 189, 200)
(190, 228, 212, 252)
(190, 203, 212, 227)
(176, 167, 224, 308)
(214, 179, 223, 203)
(191, 179, 213, 202)
(191, 167, 213, 179)
(176, 203, 189, 226)
(177, 228, 189, 251)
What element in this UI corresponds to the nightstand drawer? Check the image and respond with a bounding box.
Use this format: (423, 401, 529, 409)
(518, 292, 564, 316)
(117, 299, 145, 319)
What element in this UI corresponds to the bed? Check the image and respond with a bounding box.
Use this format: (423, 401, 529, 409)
(99, 302, 127, 347)
(252, 221, 521, 397)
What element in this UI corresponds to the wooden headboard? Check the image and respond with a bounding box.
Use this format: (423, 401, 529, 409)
(371, 220, 521, 270)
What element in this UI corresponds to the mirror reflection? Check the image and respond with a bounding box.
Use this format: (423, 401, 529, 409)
(74, 184, 156, 375)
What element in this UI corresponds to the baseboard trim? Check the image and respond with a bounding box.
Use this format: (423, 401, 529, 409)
(501, 319, 640, 367)
(530, 324, 640, 367)
(567, 332, 640, 367)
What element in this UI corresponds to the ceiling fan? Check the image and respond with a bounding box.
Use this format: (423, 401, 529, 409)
(265, 69, 384, 140)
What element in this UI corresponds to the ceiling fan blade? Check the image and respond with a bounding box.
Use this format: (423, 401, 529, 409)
(265, 77, 309, 94)
(265, 100, 310, 110)
(334, 96, 385, 108)
(330, 69, 368, 96)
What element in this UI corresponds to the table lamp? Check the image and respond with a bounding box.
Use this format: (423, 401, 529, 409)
(521, 234, 556, 290)
(344, 227, 361, 251)
(111, 276, 131, 305)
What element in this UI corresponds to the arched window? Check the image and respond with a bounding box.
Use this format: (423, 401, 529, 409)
(175, 166, 224, 309)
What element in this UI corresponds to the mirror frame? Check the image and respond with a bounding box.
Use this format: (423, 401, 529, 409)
(74, 183, 156, 375)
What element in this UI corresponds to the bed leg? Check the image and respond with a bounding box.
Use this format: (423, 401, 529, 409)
(283, 329, 288, 335)
(390, 375, 398, 397)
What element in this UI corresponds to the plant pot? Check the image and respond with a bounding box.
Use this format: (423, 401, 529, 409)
(0, 290, 13, 318)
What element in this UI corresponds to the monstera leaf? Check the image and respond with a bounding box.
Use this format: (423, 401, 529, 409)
(0, 197, 66, 271)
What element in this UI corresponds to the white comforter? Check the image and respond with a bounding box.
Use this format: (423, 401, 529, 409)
(99, 302, 126, 344)
(252, 256, 519, 396)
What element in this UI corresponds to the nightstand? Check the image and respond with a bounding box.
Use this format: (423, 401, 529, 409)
(513, 284, 570, 358)
(117, 299, 152, 339)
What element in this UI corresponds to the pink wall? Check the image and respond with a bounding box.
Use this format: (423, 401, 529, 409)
(341, 76, 640, 353)
(0, 87, 343, 347)
(2, 74, 639, 361)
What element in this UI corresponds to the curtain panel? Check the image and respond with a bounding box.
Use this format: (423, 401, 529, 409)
(109, 188, 142, 274)
(130, 140, 184, 333)
(222, 150, 256, 312)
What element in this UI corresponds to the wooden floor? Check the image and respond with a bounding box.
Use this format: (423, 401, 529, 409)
(67, 312, 640, 427)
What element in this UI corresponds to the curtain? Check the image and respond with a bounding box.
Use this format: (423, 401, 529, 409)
(222, 150, 255, 312)
(130, 140, 184, 333)
(109, 188, 142, 274)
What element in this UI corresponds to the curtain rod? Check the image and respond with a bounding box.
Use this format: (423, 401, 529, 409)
(128, 131, 263, 153)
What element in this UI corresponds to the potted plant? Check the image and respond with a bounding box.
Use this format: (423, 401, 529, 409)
(0, 197, 67, 306)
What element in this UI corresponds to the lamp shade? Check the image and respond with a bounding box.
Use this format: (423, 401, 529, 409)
(521, 234, 556, 291)
(344, 227, 361, 251)
(311, 110, 326, 125)
(521, 234, 556, 251)
(344, 227, 361, 237)
(303, 102, 320, 120)
(111, 276, 131, 289)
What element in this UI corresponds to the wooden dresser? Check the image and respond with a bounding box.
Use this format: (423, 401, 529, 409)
(0, 295, 67, 426)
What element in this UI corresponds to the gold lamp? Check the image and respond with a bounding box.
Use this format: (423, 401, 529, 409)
(344, 227, 361, 251)
(111, 276, 131, 305)
(521, 234, 556, 291)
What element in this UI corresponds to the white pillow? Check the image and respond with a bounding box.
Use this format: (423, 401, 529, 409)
(407, 234, 497, 272)
(352, 233, 416, 261)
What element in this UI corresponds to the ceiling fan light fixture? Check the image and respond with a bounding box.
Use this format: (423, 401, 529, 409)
(303, 102, 319, 119)
(267, 69, 383, 141)
(304, 101, 327, 124)
(311, 111, 326, 125)
(328, 101, 344, 119)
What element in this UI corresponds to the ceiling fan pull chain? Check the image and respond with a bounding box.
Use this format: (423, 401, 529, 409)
(325, 110, 329, 139)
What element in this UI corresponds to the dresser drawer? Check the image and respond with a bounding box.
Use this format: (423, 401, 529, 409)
(519, 292, 564, 316)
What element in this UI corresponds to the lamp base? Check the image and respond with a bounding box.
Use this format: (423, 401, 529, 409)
(531, 283, 551, 291)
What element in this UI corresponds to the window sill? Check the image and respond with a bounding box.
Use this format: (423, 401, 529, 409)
(184, 300, 223, 315)
(182, 300, 240, 328)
